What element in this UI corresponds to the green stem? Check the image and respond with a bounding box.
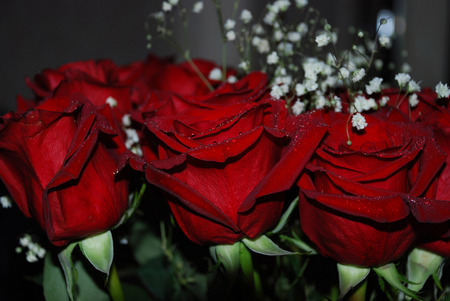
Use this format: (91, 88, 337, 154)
(239, 243, 255, 299)
(107, 263, 125, 301)
(346, 279, 367, 301)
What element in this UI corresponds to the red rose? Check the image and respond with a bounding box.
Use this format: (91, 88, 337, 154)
(123, 75, 327, 245)
(0, 97, 129, 246)
(298, 107, 447, 267)
(416, 100, 450, 256)
(20, 59, 137, 154)
(117, 55, 236, 105)
(135, 72, 270, 162)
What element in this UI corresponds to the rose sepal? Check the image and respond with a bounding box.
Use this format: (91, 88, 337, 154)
(57, 242, 78, 301)
(242, 234, 294, 256)
(373, 263, 422, 301)
(337, 263, 370, 299)
(210, 242, 241, 283)
(407, 248, 445, 293)
(79, 231, 114, 277)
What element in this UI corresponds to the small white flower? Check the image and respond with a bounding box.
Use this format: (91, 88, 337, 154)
(240, 9, 253, 24)
(395, 73, 411, 87)
(252, 24, 265, 35)
(352, 113, 368, 130)
(408, 80, 420, 93)
(226, 30, 236, 41)
(315, 93, 327, 109)
(287, 31, 301, 42)
(295, 0, 308, 8)
(125, 128, 140, 149)
(378, 35, 391, 48)
(192, 1, 204, 13)
(106, 96, 118, 108)
(162, 1, 172, 11)
(358, 31, 364, 38)
(273, 29, 284, 41)
(238, 60, 250, 71)
(257, 39, 270, 53)
(267, 51, 279, 64)
(409, 94, 419, 107)
(353, 95, 376, 112)
(122, 114, 132, 127)
(375, 59, 384, 70)
(296, 23, 308, 36)
(339, 67, 350, 79)
(365, 77, 383, 95)
(315, 33, 331, 47)
(304, 79, 318, 92)
(26, 251, 39, 263)
(333, 96, 342, 112)
(401, 63, 412, 73)
(292, 99, 305, 115)
(436, 82, 450, 98)
(277, 42, 293, 56)
(352, 68, 366, 82)
(227, 75, 237, 83)
(270, 85, 284, 99)
(263, 11, 277, 25)
(379, 96, 390, 106)
(273, 0, 291, 12)
(224, 19, 236, 30)
(20, 234, 32, 247)
(295, 83, 307, 96)
(168, 0, 179, 5)
(208, 67, 222, 80)
(0, 195, 12, 208)
(252, 37, 270, 53)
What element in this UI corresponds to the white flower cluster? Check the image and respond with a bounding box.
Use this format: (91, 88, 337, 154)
(436, 82, 450, 98)
(16, 234, 46, 263)
(122, 114, 143, 157)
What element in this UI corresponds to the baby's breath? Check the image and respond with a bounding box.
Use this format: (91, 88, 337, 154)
(352, 113, 368, 130)
(436, 82, 450, 98)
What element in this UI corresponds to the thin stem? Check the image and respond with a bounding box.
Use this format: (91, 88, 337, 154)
(239, 243, 255, 299)
(107, 264, 125, 301)
(212, 0, 228, 81)
(346, 278, 367, 301)
(185, 53, 215, 91)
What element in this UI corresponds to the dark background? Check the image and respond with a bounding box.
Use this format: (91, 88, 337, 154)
(0, 0, 449, 299)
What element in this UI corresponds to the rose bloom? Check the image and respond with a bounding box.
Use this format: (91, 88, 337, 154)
(298, 107, 447, 267)
(415, 98, 450, 256)
(0, 97, 129, 246)
(117, 55, 237, 105)
(123, 73, 327, 245)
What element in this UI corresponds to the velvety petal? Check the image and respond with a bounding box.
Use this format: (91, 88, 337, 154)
(299, 192, 416, 267)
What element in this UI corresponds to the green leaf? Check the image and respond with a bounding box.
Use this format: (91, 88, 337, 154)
(242, 235, 294, 256)
(43, 253, 70, 301)
(57, 242, 78, 301)
(374, 263, 422, 301)
(122, 282, 154, 301)
(337, 263, 370, 299)
(79, 231, 114, 276)
(137, 255, 171, 300)
(74, 260, 110, 301)
(128, 219, 163, 265)
(270, 197, 299, 234)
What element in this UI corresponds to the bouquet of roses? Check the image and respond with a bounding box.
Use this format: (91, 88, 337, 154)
(1, 0, 450, 300)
